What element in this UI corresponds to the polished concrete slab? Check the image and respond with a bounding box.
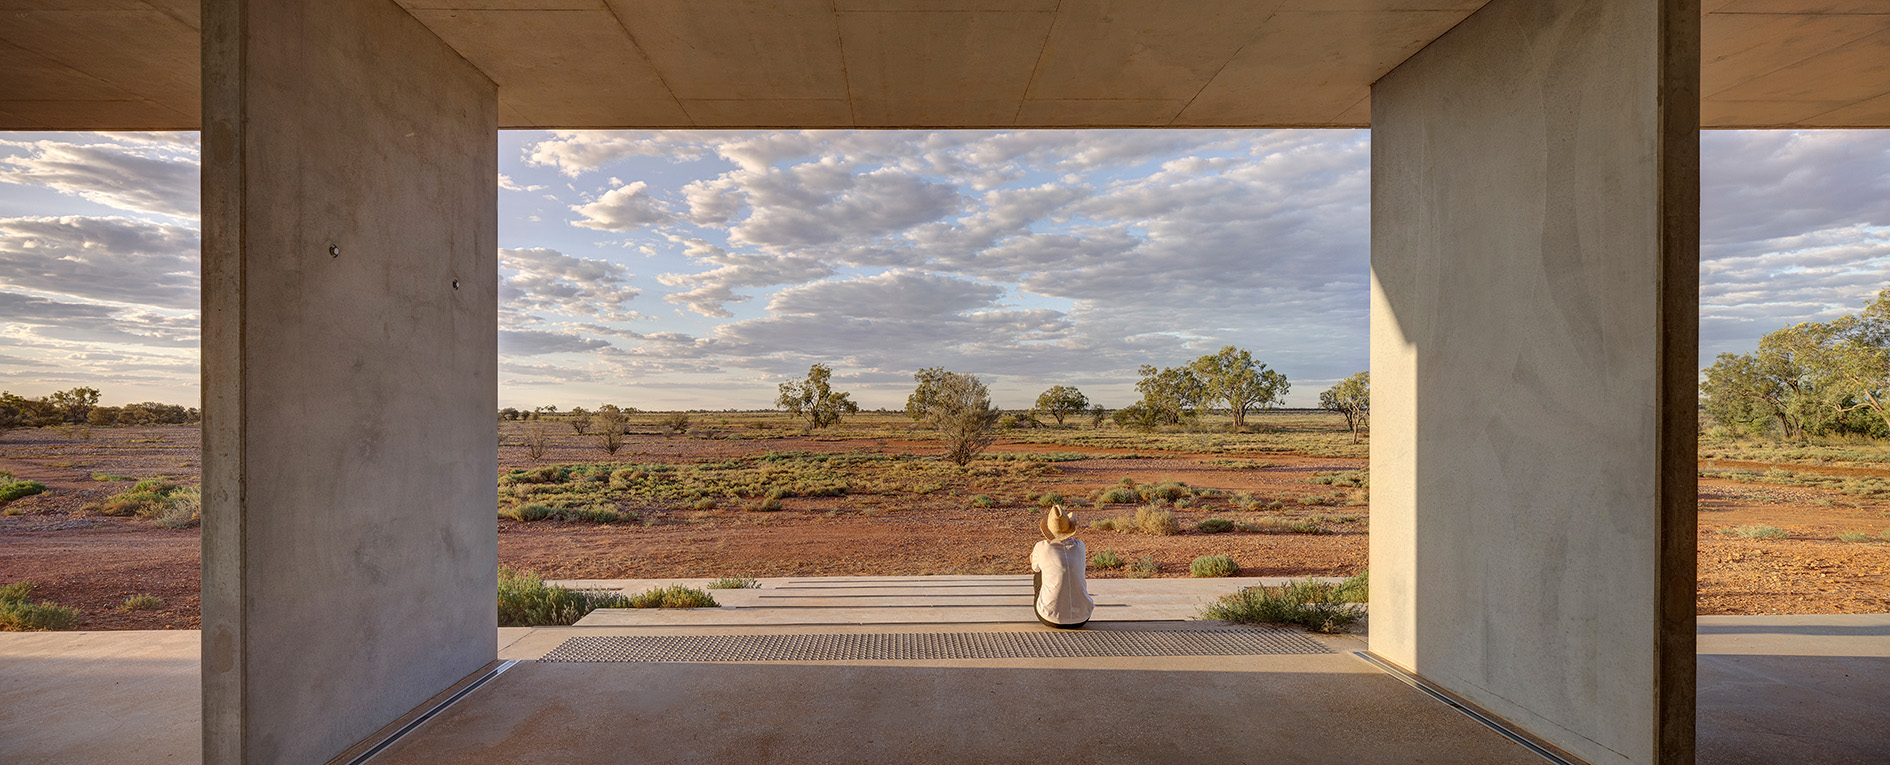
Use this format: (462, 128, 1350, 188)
(4, 610, 1885, 763)
(1696, 614, 1890, 765)
(563, 574, 1325, 626)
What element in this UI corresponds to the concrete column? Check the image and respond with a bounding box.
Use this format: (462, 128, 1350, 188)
(201, 0, 497, 761)
(1368, 1, 1698, 763)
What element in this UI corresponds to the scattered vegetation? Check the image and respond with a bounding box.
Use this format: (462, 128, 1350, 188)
(0, 472, 46, 505)
(1126, 555, 1160, 578)
(969, 494, 997, 508)
(1091, 550, 1125, 570)
(707, 577, 758, 590)
(497, 566, 630, 627)
(1134, 505, 1180, 536)
(0, 581, 81, 631)
(90, 473, 133, 482)
(120, 594, 165, 611)
(1190, 554, 1239, 577)
(1200, 572, 1369, 633)
(1836, 532, 1872, 543)
(907, 368, 1002, 465)
(1730, 524, 1790, 539)
(1308, 471, 1368, 488)
(777, 363, 860, 432)
(622, 585, 718, 609)
(1195, 517, 1237, 534)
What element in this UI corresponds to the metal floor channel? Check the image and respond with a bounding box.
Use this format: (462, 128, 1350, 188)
(538, 629, 1334, 663)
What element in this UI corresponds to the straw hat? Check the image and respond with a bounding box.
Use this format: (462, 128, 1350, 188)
(1040, 504, 1078, 542)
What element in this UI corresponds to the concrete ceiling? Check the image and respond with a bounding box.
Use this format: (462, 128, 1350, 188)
(2, 0, 1887, 131)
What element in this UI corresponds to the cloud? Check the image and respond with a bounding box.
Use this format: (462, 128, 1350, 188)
(498, 329, 611, 356)
(498, 174, 545, 192)
(0, 216, 200, 309)
(0, 291, 198, 348)
(499, 247, 643, 324)
(0, 135, 199, 218)
(570, 181, 673, 231)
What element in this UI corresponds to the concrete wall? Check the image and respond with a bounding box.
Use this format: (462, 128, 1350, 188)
(1368, 0, 1698, 763)
(201, 0, 498, 761)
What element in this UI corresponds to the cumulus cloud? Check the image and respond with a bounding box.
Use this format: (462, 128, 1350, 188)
(0, 291, 198, 348)
(499, 247, 643, 324)
(0, 216, 200, 309)
(498, 329, 611, 356)
(570, 181, 673, 231)
(0, 135, 199, 218)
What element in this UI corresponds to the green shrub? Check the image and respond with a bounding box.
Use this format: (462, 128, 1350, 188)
(1091, 550, 1125, 570)
(691, 497, 716, 511)
(1134, 505, 1179, 536)
(1190, 554, 1238, 577)
(623, 585, 718, 609)
(1836, 532, 1872, 543)
(1127, 555, 1160, 578)
(1307, 471, 1368, 488)
(120, 594, 164, 611)
(1090, 516, 1134, 532)
(750, 496, 783, 512)
(1732, 524, 1789, 539)
(969, 494, 996, 508)
(153, 487, 200, 529)
(499, 503, 629, 524)
(1034, 492, 1065, 508)
(497, 566, 628, 627)
(1195, 517, 1236, 534)
(0, 581, 81, 631)
(0, 476, 47, 504)
(1200, 572, 1369, 633)
(1098, 486, 1139, 504)
(1140, 481, 1193, 503)
(90, 473, 133, 482)
(708, 577, 758, 590)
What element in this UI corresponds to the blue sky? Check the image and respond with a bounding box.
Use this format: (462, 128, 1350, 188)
(1, 129, 1886, 411)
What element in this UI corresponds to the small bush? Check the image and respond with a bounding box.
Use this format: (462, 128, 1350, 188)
(0, 581, 81, 631)
(1127, 556, 1160, 578)
(1091, 550, 1125, 570)
(750, 496, 783, 512)
(153, 487, 200, 529)
(691, 497, 717, 511)
(623, 585, 718, 609)
(120, 594, 165, 611)
(1034, 492, 1065, 508)
(1190, 554, 1238, 577)
(499, 503, 628, 524)
(90, 473, 133, 482)
(1195, 517, 1236, 534)
(1732, 524, 1789, 539)
(497, 566, 627, 627)
(1140, 481, 1193, 503)
(969, 494, 996, 508)
(1200, 572, 1369, 633)
(1134, 505, 1179, 536)
(0, 476, 47, 504)
(1097, 486, 1139, 504)
(1836, 532, 1872, 543)
(1090, 516, 1133, 532)
(707, 577, 759, 590)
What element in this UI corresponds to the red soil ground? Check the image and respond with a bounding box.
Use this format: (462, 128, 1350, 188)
(2, 424, 1886, 629)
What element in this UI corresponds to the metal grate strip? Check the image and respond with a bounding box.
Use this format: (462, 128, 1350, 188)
(539, 629, 1332, 663)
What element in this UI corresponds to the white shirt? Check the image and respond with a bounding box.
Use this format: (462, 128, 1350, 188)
(1030, 538, 1095, 625)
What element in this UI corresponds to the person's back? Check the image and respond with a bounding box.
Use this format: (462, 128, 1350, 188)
(1031, 505, 1094, 628)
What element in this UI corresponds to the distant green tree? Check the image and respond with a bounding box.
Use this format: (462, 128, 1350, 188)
(1088, 404, 1107, 429)
(1133, 364, 1204, 425)
(46, 387, 100, 424)
(1790, 288, 1890, 435)
(567, 406, 591, 435)
(1032, 386, 1089, 426)
(592, 404, 628, 454)
(905, 367, 952, 422)
(777, 364, 859, 432)
(1699, 349, 1809, 438)
(1189, 347, 1289, 429)
(914, 370, 1002, 465)
(1319, 372, 1370, 443)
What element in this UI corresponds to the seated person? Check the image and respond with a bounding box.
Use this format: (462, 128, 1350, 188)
(1030, 505, 1095, 629)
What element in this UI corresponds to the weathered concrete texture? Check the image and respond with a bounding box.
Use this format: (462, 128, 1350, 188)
(4, 1, 1886, 128)
(1696, 614, 1890, 765)
(379, 648, 1546, 764)
(1368, 0, 1698, 763)
(199, 0, 499, 761)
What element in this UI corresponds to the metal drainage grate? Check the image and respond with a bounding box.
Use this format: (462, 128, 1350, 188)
(539, 629, 1332, 663)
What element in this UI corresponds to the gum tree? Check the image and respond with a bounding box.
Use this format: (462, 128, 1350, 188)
(777, 363, 859, 432)
(1188, 346, 1290, 429)
(1032, 385, 1089, 426)
(1319, 371, 1370, 443)
(909, 369, 1001, 465)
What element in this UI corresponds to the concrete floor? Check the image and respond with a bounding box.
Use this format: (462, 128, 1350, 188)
(2, 582, 1885, 764)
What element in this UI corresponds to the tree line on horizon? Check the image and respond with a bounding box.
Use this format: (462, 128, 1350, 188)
(1700, 288, 1889, 440)
(0, 387, 201, 436)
